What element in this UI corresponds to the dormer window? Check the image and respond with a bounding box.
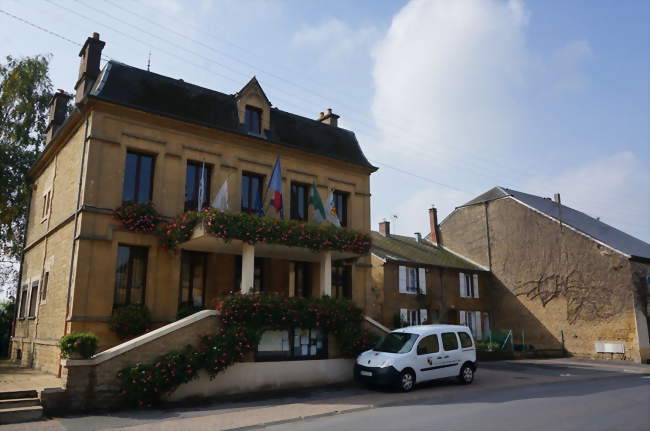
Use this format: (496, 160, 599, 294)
(244, 105, 262, 134)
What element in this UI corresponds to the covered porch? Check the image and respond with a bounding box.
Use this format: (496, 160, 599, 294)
(178, 221, 359, 304)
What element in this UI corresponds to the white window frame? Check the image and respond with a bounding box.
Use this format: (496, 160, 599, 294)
(459, 272, 479, 298)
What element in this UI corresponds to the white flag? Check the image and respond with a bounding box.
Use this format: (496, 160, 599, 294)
(326, 189, 341, 227)
(211, 179, 229, 211)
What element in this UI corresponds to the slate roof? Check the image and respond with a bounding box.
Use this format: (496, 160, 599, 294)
(457, 186, 650, 260)
(371, 231, 485, 271)
(89, 61, 375, 169)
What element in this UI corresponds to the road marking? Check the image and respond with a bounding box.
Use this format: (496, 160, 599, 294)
(560, 373, 572, 377)
(642, 376, 650, 379)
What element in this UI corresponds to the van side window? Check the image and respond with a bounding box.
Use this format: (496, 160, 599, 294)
(458, 332, 473, 348)
(416, 334, 440, 355)
(441, 332, 459, 351)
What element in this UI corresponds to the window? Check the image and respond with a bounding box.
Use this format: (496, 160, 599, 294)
(332, 264, 352, 299)
(114, 245, 148, 306)
(290, 182, 309, 221)
(333, 190, 348, 227)
(399, 266, 426, 295)
(235, 256, 264, 292)
(460, 310, 483, 340)
(441, 332, 459, 351)
(416, 334, 440, 355)
(256, 328, 326, 361)
(244, 106, 262, 134)
(18, 284, 28, 318)
(180, 251, 206, 307)
(374, 332, 418, 354)
(184, 162, 212, 211)
(41, 272, 49, 302)
(458, 332, 473, 348)
(399, 308, 428, 326)
(406, 267, 418, 293)
(459, 272, 479, 298)
(41, 190, 52, 221)
(241, 172, 264, 214)
(28, 281, 39, 318)
(294, 262, 311, 298)
(122, 151, 155, 203)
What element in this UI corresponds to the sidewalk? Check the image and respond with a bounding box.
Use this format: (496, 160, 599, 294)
(0, 361, 63, 393)
(2, 358, 648, 431)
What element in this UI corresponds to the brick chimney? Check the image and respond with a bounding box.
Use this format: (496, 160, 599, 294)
(379, 220, 390, 237)
(317, 108, 339, 127)
(45, 89, 72, 143)
(429, 206, 441, 246)
(75, 32, 105, 104)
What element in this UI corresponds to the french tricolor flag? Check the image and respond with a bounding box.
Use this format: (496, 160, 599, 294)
(266, 156, 284, 218)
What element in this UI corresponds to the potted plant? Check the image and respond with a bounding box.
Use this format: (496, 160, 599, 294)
(59, 333, 99, 359)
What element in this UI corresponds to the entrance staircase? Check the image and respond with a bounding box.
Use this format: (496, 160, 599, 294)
(0, 390, 43, 424)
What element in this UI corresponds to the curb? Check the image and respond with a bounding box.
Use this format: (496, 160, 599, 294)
(225, 405, 374, 431)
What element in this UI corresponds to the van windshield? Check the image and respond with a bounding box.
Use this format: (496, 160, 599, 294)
(374, 332, 418, 354)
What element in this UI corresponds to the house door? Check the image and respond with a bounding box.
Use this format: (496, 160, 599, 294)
(447, 309, 458, 325)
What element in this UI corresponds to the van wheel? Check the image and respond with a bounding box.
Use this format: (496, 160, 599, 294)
(458, 364, 474, 385)
(398, 370, 415, 392)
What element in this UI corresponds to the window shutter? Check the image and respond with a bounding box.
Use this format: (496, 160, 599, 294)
(420, 309, 428, 324)
(399, 266, 407, 293)
(459, 273, 466, 297)
(483, 312, 491, 337)
(400, 308, 407, 327)
(475, 311, 482, 340)
(473, 274, 479, 298)
(459, 310, 466, 326)
(418, 268, 426, 295)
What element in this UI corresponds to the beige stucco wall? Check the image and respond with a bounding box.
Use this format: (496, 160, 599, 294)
(169, 358, 354, 402)
(12, 118, 87, 374)
(441, 196, 647, 362)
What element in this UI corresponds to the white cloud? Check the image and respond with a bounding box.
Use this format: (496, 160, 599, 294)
(548, 40, 593, 92)
(370, 0, 530, 167)
(523, 152, 650, 241)
(291, 18, 379, 66)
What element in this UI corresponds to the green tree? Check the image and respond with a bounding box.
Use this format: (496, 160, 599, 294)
(0, 301, 15, 357)
(0, 55, 52, 297)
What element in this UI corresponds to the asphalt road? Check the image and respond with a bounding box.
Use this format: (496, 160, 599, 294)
(266, 373, 650, 431)
(3, 359, 648, 431)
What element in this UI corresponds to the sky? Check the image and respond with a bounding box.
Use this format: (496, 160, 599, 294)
(1, 0, 648, 242)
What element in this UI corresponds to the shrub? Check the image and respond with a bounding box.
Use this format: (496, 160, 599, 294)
(176, 303, 204, 320)
(59, 333, 98, 359)
(110, 304, 151, 339)
(114, 201, 161, 233)
(476, 341, 501, 351)
(118, 293, 376, 406)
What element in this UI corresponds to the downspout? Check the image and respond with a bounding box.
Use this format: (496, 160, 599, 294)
(58, 113, 90, 378)
(11, 186, 32, 360)
(484, 202, 492, 270)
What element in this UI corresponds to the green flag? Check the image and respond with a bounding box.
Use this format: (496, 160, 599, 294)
(309, 183, 327, 224)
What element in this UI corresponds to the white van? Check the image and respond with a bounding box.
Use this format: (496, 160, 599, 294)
(354, 325, 477, 392)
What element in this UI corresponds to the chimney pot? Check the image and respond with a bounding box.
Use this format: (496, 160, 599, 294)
(317, 108, 339, 127)
(75, 32, 106, 104)
(414, 232, 422, 243)
(319, 112, 324, 118)
(379, 220, 390, 237)
(429, 206, 441, 246)
(327, 108, 332, 115)
(45, 90, 72, 142)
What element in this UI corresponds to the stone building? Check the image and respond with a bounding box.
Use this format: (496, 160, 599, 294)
(369, 209, 491, 340)
(439, 186, 650, 363)
(11, 33, 377, 375)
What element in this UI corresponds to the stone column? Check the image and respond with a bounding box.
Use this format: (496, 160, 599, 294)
(319, 251, 332, 297)
(288, 261, 295, 297)
(241, 243, 255, 294)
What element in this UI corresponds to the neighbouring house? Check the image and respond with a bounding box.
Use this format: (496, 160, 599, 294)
(11, 33, 377, 376)
(439, 186, 650, 363)
(368, 208, 492, 341)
